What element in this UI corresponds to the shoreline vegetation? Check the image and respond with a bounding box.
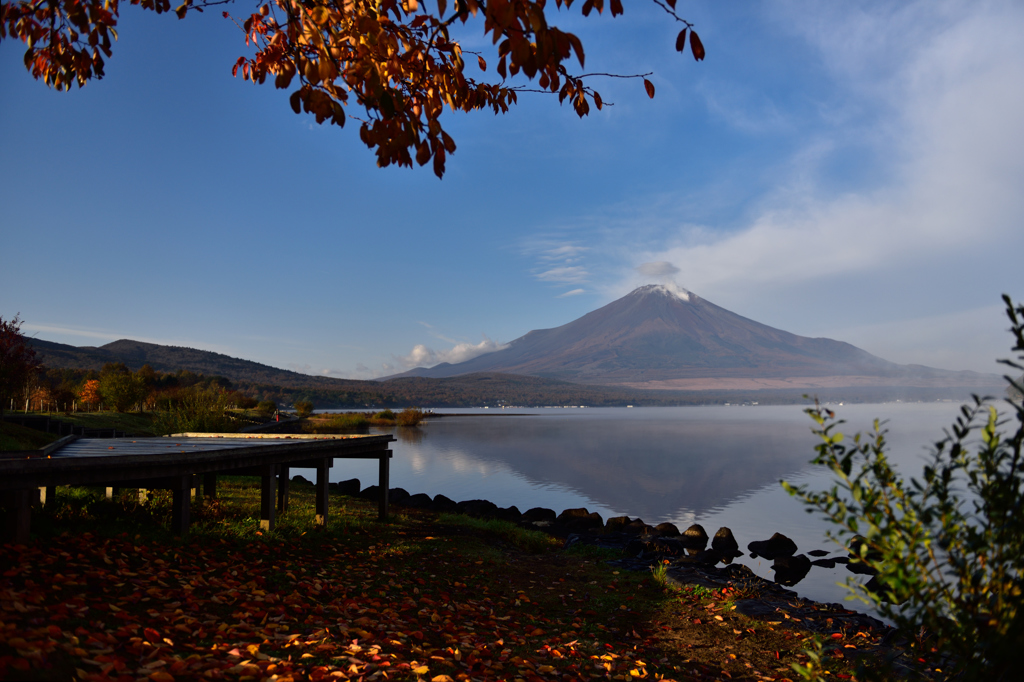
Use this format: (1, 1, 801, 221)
(0, 477, 922, 682)
(303, 408, 427, 434)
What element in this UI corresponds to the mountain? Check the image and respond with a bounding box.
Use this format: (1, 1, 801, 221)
(388, 285, 1002, 391)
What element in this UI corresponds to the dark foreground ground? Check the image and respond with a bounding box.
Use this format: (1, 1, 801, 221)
(0, 481, 941, 681)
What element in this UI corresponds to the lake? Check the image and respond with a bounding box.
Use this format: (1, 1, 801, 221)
(299, 402, 975, 613)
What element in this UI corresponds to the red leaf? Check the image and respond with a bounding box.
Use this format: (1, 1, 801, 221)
(675, 28, 687, 53)
(643, 78, 655, 99)
(432, 145, 446, 178)
(690, 30, 705, 61)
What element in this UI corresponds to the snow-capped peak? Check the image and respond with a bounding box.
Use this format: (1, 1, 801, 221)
(634, 283, 693, 302)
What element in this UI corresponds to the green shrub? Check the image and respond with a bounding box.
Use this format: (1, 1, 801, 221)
(154, 388, 235, 435)
(373, 409, 396, 421)
(294, 400, 314, 418)
(256, 400, 277, 418)
(785, 295, 1024, 681)
(99, 368, 148, 413)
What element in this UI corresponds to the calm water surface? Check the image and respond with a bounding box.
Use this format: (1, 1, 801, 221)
(301, 403, 970, 613)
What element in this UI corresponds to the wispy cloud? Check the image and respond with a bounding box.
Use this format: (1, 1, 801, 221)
(697, 81, 792, 135)
(557, 288, 586, 298)
(535, 266, 589, 284)
(538, 244, 588, 263)
(522, 238, 591, 292)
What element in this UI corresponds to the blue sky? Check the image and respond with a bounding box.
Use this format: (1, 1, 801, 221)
(2, 0, 1023, 378)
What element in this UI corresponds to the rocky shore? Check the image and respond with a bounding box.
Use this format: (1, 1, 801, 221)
(297, 475, 892, 636)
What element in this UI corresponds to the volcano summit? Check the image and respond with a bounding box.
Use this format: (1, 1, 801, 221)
(391, 285, 999, 392)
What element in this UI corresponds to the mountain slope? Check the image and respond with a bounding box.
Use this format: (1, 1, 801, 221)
(390, 285, 1000, 390)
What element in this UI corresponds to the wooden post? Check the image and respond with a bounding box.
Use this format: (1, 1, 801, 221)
(203, 473, 217, 499)
(315, 458, 330, 527)
(277, 465, 290, 512)
(105, 487, 114, 500)
(171, 475, 191, 535)
(260, 464, 276, 531)
(378, 450, 390, 521)
(2, 489, 32, 544)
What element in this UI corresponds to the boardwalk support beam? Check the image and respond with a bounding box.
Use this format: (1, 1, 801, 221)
(260, 464, 277, 531)
(315, 458, 330, 526)
(171, 475, 191, 535)
(378, 452, 390, 521)
(277, 465, 290, 512)
(203, 473, 217, 499)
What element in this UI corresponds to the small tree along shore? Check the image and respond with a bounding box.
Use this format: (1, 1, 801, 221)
(0, 314, 41, 421)
(786, 294, 1024, 681)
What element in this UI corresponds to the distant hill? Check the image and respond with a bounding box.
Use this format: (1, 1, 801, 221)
(388, 284, 1003, 392)
(28, 338, 366, 390)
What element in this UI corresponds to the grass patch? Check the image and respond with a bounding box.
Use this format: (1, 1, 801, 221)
(650, 558, 670, 586)
(437, 512, 560, 553)
(563, 542, 625, 560)
(38, 411, 159, 436)
(0, 420, 62, 450)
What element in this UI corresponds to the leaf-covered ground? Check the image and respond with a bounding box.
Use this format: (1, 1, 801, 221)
(0, 484, 874, 681)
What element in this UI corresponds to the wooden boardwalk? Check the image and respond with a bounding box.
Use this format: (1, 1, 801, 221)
(0, 433, 395, 543)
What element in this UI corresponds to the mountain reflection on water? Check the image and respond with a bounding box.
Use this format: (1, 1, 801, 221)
(394, 410, 816, 521)
(308, 403, 964, 611)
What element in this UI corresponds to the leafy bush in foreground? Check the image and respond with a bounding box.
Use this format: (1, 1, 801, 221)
(785, 295, 1024, 681)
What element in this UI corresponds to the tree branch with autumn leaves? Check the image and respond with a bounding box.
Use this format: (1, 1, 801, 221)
(0, 0, 704, 177)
